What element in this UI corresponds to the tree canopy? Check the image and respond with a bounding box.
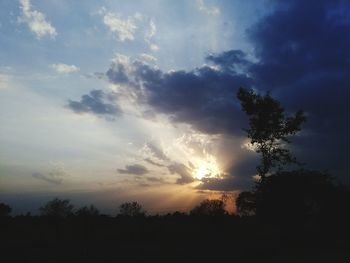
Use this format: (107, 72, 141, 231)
(190, 199, 227, 216)
(237, 87, 306, 178)
(40, 198, 74, 218)
(118, 201, 145, 217)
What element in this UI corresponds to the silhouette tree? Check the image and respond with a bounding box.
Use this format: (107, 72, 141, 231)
(190, 199, 227, 216)
(235, 169, 350, 228)
(237, 87, 306, 178)
(254, 170, 339, 225)
(75, 204, 100, 217)
(0, 202, 12, 217)
(118, 201, 145, 217)
(40, 198, 74, 218)
(236, 191, 256, 216)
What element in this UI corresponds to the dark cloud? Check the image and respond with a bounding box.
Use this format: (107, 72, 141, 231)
(106, 63, 129, 84)
(197, 0, 350, 187)
(167, 163, 194, 185)
(196, 176, 252, 192)
(206, 50, 252, 74)
(145, 176, 165, 183)
(67, 89, 121, 117)
(117, 164, 149, 175)
(144, 158, 165, 167)
(144, 142, 169, 162)
(105, 59, 252, 135)
(32, 172, 63, 185)
(246, 0, 350, 182)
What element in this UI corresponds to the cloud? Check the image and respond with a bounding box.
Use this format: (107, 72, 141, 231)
(143, 142, 169, 162)
(67, 89, 122, 117)
(51, 63, 80, 74)
(150, 44, 159, 52)
(0, 73, 11, 89)
(196, 0, 220, 16)
(32, 172, 62, 185)
(101, 10, 137, 41)
(32, 162, 68, 185)
(144, 19, 158, 51)
(196, 176, 247, 191)
(105, 57, 252, 135)
(118, 164, 149, 175)
(167, 162, 194, 185)
(18, 0, 57, 39)
(144, 158, 165, 167)
(145, 19, 156, 40)
(139, 53, 157, 63)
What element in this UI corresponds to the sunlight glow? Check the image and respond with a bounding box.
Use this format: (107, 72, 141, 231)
(193, 158, 221, 180)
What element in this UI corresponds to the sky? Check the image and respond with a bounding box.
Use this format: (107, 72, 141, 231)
(1, 0, 349, 215)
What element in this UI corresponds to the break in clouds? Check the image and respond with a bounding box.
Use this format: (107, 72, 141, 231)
(68, 0, 350, 190)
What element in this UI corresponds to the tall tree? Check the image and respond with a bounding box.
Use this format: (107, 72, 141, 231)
(237, 87, 306, 178)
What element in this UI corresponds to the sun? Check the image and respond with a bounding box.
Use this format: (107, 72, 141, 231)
(195, 166, 209, 180)
(193, 159, 221, 180)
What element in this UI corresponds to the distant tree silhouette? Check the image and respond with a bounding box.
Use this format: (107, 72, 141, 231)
(0, 202, 12, 217)
(118, 201, 145, 217)
(40, 198, 74, 218)
(190, 199, 227, 216)
(75, 204, 100, 217)
(237, 87, 306, 178)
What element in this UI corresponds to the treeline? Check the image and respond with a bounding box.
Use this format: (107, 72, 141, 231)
(0, 174, 349, 263)
(0, 196, 230, 219)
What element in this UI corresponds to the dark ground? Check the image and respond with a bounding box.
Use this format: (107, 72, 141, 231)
(1, 215, 349, 263)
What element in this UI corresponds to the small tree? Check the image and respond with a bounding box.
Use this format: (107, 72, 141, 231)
(40, 198, 74, 218)
(237, 87, 306, 178)
(0, 202, 12, 217)
(118, 201, 145, 217)
(190, 199, 227, 216)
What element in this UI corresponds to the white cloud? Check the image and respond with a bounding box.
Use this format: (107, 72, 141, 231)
(18, 0, 57, 39)
(144, 19, 159, 52)
(146, 19, 156, 39)
(140, 53, 157, 63)
(102, 11, 137, 41)
(197, 0, 220, 16)
(0, 66, 14, 89)
(0, 74, 11, 89)
(51, 63, 80, 74)
(150, 44, 159, 52)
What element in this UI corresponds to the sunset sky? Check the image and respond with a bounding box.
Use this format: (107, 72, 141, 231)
(1, 0, 349, 214)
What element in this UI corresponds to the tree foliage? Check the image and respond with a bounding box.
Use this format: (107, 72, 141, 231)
(0, 202, 12, 217)
(235, 170, 350, 227)
(75, 205, 100, 217)
(118, 201, 145, 217)
(236, 191, 256, 216)
(40, 198, 74, 218)
(237, 87, 306, 178)
(190, 199, 227, 216)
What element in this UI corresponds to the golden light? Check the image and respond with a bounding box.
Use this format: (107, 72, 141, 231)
(193, 158, 221, 180)
(194, 166, 209, 179)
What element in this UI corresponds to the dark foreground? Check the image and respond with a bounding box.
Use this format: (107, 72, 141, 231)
(1, 215, 349, 263)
